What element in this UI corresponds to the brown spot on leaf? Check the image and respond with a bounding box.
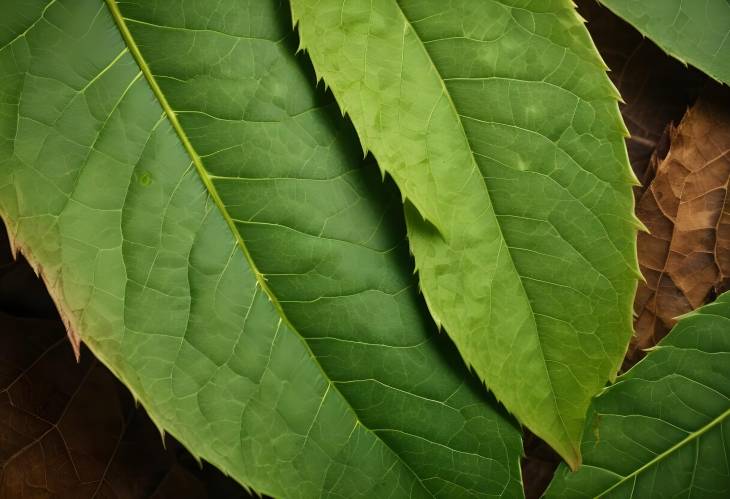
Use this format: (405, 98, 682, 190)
(632, 87, 730, 360)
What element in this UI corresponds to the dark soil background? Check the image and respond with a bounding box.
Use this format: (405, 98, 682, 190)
(0, 229, 256, 497)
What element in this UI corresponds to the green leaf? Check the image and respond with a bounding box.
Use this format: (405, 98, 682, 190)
(0, 0, 523, 497)
(598, 0, 730, 85)
(290, 0, 639, 467)
(545, 292, 730, 498)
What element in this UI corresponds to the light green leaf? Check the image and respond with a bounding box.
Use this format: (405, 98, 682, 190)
(0, 0, 523, 497)
(290, 0, 639, 467)
(545, 292, 730, 498)
(598, 0, 730, 85)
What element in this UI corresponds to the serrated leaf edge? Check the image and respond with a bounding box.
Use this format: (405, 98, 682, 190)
(101, 1, 437, 495)
(292, 0, 642, 470)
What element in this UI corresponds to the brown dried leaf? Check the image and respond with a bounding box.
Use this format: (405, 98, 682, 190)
(0, 223, 253, 499)
(633, 87, 730, 359)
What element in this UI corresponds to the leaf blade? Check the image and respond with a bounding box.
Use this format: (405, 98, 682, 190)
(545, 292, 730, 498)
(0, 0, 523, 497)
(598, 0, 730, 85)
(290, 0, 638, 467)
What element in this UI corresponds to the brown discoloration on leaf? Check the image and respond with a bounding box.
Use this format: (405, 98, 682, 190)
(7, 251, 83, 361)
(632, 88, 730, 359)
(1, 221, 83, 361)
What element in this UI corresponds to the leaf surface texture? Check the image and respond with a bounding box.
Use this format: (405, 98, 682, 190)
(634, 89, 730, 357)
(0, 0, 523, 496)
(290, 0, 638, 466)
(545, 291, 730, 498)
(575, 0, 707, 181)
(599, 0, 730, 85)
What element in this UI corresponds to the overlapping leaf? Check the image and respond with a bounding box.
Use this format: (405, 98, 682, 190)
(0, 226, 251, 499)
(290, 0, 639, 466)
(599, 0, 730, 85)
(545, 291, 730, 498)
(0, 0, 523, 497)
(576, 0, 707, 180)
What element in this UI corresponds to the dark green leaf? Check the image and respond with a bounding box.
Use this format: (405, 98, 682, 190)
(0, 0, 522, 496)
(545, 292, 730, 498)
(290, 0, 639, 467)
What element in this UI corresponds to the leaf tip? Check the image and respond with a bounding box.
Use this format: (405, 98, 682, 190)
(560, 444, 582, 472)
(628, 171, 642, 187)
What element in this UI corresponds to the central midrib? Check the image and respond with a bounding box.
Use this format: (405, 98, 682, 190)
(391, 0, 573, 457)
(103, 0, 435, 496)
(599, 403, 730, 496)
